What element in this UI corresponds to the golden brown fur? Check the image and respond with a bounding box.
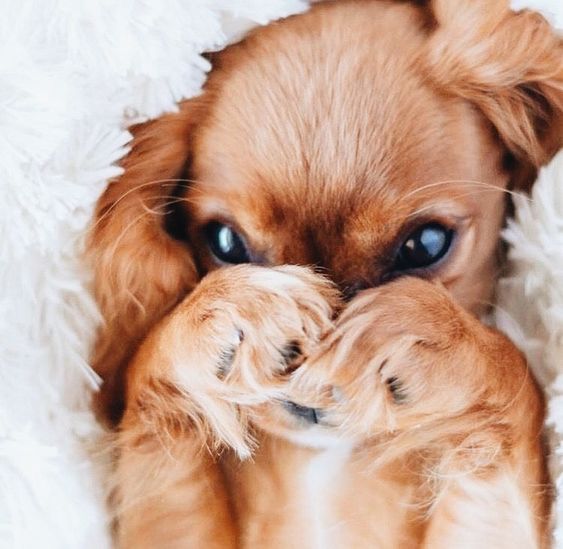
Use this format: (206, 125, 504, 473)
(87, 0, 563, 546)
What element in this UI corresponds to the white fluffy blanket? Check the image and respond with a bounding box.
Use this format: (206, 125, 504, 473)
(0, 1, 560, 547)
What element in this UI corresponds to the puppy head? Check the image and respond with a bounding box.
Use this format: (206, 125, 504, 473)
(88, 0, 562, 419)
(184, 0, 562, 309)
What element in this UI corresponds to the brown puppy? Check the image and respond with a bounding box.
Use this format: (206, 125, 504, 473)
(88, 0, 563, 547)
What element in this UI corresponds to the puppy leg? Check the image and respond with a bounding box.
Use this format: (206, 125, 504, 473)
(115, 264, 338, 547)
(290, 277, 548, 547)
(117, 414, 235, 549)
(420, 447, 549, 549)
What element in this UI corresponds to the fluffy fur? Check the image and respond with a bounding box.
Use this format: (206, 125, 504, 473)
(86, 1, 563, 547)
(497, 149, 563, 545)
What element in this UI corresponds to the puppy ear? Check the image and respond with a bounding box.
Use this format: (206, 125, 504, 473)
(87, 99, 204, 420)
(426, 0, 563, 176)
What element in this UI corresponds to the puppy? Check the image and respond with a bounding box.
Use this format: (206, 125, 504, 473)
(87, 0, 563, 547)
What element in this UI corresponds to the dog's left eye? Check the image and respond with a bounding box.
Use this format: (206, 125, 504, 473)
(204, 222, 250, 264)
(394, 223, 453, 271)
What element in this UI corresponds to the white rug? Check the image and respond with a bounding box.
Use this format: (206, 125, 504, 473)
(0, 1, 560, 547)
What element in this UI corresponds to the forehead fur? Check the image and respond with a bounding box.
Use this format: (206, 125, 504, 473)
(191, 1, 497, 225)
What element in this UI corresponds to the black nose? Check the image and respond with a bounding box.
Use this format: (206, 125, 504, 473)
(283, 401, 320, 424)
(342, 281, 369, 302)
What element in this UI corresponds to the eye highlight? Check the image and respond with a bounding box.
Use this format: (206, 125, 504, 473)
(394, 223, 453, 271)
(204, 222, 250, 264)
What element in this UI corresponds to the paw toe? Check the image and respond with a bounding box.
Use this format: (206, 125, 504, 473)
(216, 329, 243, 379)
(386, 376, 408, 404)
(279, 340, 303, 373)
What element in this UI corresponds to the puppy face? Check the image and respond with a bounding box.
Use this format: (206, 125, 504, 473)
(183, 1, 509, 315)
(89, 0, 563, 418)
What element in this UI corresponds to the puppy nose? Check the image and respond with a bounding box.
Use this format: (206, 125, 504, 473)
(342, 281, 369, 302)
(283, 401, 320, 424)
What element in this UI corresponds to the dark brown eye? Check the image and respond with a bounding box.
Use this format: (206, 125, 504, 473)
(394, 223, 453, 271)
(204, 222, 250, 264)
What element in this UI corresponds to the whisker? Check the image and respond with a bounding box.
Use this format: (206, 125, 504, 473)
(135, 195, 203, 213)
(102, 192, 203, 279)
(78, 178, 211, 246)
(91, 178, 206, 231)
(400, 179, 533, 203)
(405, 186, 532, 220)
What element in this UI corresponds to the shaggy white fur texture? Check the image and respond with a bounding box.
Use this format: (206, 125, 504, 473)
(0, 1, 560, 547)
(497, 149, 563, 545)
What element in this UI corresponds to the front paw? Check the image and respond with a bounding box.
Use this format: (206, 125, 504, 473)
(289, 277, 533, 441)
(127, 264, 340, 456)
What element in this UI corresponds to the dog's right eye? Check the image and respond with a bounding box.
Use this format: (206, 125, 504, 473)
(204, 222, 250, 264)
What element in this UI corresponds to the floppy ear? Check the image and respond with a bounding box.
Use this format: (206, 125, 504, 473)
(425, 0, 563, 183)
(87, 99, 204, 420)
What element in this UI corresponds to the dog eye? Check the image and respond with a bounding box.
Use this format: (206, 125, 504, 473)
(394, 223, 453, 270)
(204, 222, 250, 264)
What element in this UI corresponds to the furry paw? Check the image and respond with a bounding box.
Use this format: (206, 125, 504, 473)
(127, 264, 340, 456)
(287, 277, 529, 444)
